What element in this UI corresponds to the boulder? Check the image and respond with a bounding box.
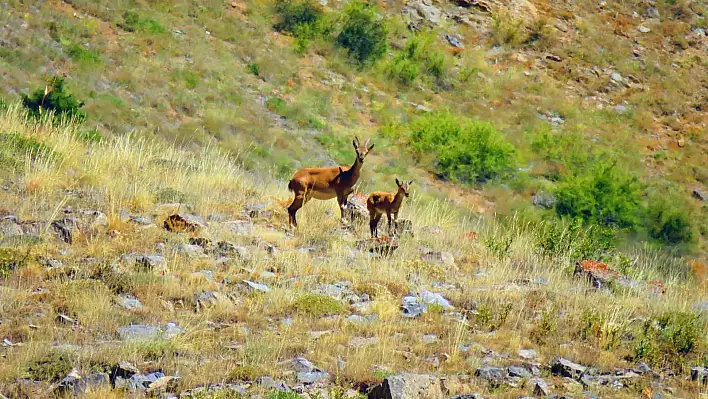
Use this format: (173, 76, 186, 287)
(507, 366, 532, 379)
(133, 254, 166, 271)
(574, 260, 638, 290)
(343, 193, 369, 223)
(693, 188, 707, 201)
(292, 357, 330, 385)
(368, 373, 444, 399)
(54, 372, 109, 395)
(550, 357, 586, 379)
(691, 366, 707, 384)
(475, 366, 505, 381)
(532, 378, 550, 396)
(116, 295, 143, 310)
(164, 213, 205, 233)
(531, 192, 556, 209)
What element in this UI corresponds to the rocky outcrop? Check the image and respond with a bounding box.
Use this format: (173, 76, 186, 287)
(368, 373, 444, 399)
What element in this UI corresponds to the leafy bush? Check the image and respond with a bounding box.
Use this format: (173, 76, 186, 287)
(407, 112, 516, 182)
(273, 0, 323, 35)
(21, 76, 87, 121)
(635, 311, 704, 368)
(491, 13, 527, 46)
(78, 128, 103, 143)
(535, 218, 616, 261)
(247, 63, 260, 77)
(335, 2, 387, 65)
(386, 33, 447, 84)
(554, 159, 642, 228)
(0, 248, 28, 279)
(291, 293, 345, 317)
(644, 193, 696, 246)
(119, 11, 166, 34)
(65, 43, 102, 65)
(24, 352, 75, 382)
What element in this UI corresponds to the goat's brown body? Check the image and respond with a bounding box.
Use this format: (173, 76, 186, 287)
(287, 138, 373, 228)
(367, 180, 410, 237)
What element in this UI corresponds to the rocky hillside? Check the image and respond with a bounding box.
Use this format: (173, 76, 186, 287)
(0, 0, 707, 398)
(0, 106, 706, 397)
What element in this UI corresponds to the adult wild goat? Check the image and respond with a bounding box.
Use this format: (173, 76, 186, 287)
(367, 178, 412, 238)
(287, 136, 374, 228)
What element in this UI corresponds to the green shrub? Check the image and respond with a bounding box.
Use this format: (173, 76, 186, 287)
(78, 128, 103, 143)
(0, 132, 56, 158)
(554, 159, 642, 229)
(408, 112, 516, 182)
(335, 2, 388, 65)
(265, 97, 288, 114)
(119, 11, 166, 34)
(273, 0, 323, 35)
(644, 194, 696, 246)
(247, 63, 260, 77)
(386, 33, 448, 84)
(636, 311, 704, 368)
(0, 248, 29, 279)
(535, 218, 616, 261)
(291, 293, 345, 317)
(65, 43, 102, 65)
(473, 302, 513, 331)
(21, 76, 87, 121)
(492, 13, 527, 46)
(24, 352, 75, 382)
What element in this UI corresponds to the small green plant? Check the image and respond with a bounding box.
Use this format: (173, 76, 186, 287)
(535, 218, 616, 261)
(531, 309, 557, 344)
(634, 311, 704, 368)
(265, 97, 288, 115)
(23, 352, 75, 382)
(78, 128, 103, 143)
(0, 133, 55, 157)
(119, 11, 166, 34)
(335, 2, 388, 66)
(473, 302, 513, 331)
(407, 112, 516, 183)
(273, 0, 323, 35)
(21, 76, 87, 121)
(644, 193, 696, 246)
(247, 63, 260, 77)
(483, 234, 513, 259)
(291, 293, 345, 317)
(386, 33, 448, 84)
(0, 248, 29, 279)
(491, 13, 527, 47)
(65, 43, 102, 65)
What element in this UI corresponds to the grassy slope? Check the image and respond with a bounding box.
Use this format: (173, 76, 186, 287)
(0, 107, 705, 397)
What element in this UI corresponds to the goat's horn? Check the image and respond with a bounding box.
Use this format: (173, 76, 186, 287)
(354, 136, 361, 145)
(364, 138, 370, 147)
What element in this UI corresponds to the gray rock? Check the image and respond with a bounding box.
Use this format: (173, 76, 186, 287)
(292, 357, 330, 384)
(346, 314, 369, 324)
(243, 280, 270, 293)
(257, 376, 290, 392)
(474, 367, 505, 381)
(223, 220, 254, 236)
(645, 6, 660, 19)
(445, 34, 464, 49)
(116, 295, 143, 310)
(613, 105, 629, 114)
(51, 218, 76, 244)
(134, 254, 166, 271)
(117, 325, 160, 341)
(402, 290, 453, 317)
(449, 394, 484, 399)
(368, 373, 444, 399)
(163, 213, 206, 233)
(129, 215, 153, 226)
(635, 362, 652, 374)
(54, 372, 109, 395)
(691, 366, 707, 384)
(610, 72, 623, 83)
(163, 322, 185, 339)
(519, 349, 537, 360)
(532, 378, 550, 396)
(508, 366, 532, 379)
(693, 188, 707, 201)
(551, 357, 586, 379)
(349, 336, 379, 348)
(421, 334, 438, 344)
(531, 192, 556, 209)
(217, 241, 251, 260)
(405, 0, 442, 25)
(421, 251, 454, 266)
(0, 217, 23, 237)
(638, 25, 651, 33)
(180, 243, 205, 257)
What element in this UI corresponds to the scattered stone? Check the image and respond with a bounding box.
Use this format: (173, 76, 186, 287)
(421, 334, 438, 344)
(545, 54, 562, 62)
(508, 366, 532, 379)
(117, 325, 159, 341)
(531, 192, 556, 209)
(256, 376, 290, 392)
(610, 72, 623, 83)
(134, 254, 166, 271)
(293, 357, 330, 385)
(163, 213, 205, 233)
(56, 314, 76, 325)
(449, 394, 484, 399)
(163, 322, 185, 339)
(401, 290, 453, 318)
(638, 25, 651, 33)
(349, 336, 379, 348)
(635, 363, 652, 374)
(368, 373, 444, 399)
(475, 366, 505, 381)
(51, 218, 77, 244)
(692, 188, 707, 201)
(223, 220, 254, 236)
(111, 361, 140, 382)
(421, 250, 454, 266)
(180, 243, 205, 257)
(519, 349, 537, 360)
(129, 215, 153, 226)
(0, 216, 23, 237)
(574, 260, 639, 291)
(645, 6, 660, 19)
(54, 372, 110, 395)
(243, 280, 270, 293)
(691, 366, 707, 384)
(551, 357, 586, 379)
(445, 34, 464, 49)
(116, 295, 143, 310)
(532, 378, 550, 396)
(613, 104, 629, 114)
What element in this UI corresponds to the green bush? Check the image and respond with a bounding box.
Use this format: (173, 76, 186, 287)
(119, 11, 166, 34)
(644, 194, 696, 246)
(386, 33, 448, 84)
(24, 352, 75, 382)
(78, 128, 103, 143)
(65, 43, 102, 65)
(291, 293, 345, 317)
(554, 159, 642, 228)
(535, 218, 616, 261)
(273, 0, 323, 35)
(0, 97, 8, 111)
(335, 2, 387, 65)
(635, 311, 704, 368)
(408, 112, 516, 182)
(21, 76, 87, 121)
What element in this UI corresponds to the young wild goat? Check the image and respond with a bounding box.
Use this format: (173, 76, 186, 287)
(367, 178, 412, 238)
(287, 136, 374, 228)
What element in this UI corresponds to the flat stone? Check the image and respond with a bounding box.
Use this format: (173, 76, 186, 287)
(116, 295, 143, 310)
(475, 366, 505, 381)
(117, 325, 159, 341)
(551, 357, 586, 379)
(223, 220, 254, 236)
(368, 373, 444, 399)
(243, 280, 270, 293)
(421, 334, 438, 344)
(519, 349, 537, 360)
(508, 366, 532, 379)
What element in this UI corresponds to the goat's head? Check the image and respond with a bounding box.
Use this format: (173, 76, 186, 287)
(395, 178, 412, 197)
(352, 136, 374, 163)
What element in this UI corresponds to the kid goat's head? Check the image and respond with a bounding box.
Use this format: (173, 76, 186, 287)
(353, 136, 374, 163)
(395, 178, 412, 197)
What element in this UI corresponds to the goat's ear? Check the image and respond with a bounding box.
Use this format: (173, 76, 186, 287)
(368, 143, 375, 151)
(395, 178, 401, 186)
(408, 180, 413, 185)
(352, 140, 357, 149)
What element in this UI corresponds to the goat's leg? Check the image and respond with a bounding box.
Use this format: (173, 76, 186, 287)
(386, 211, 393, 236)
(371, 214, 382, 238)
(337, 192, 348, 225)
(288, 192, 305, 228)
